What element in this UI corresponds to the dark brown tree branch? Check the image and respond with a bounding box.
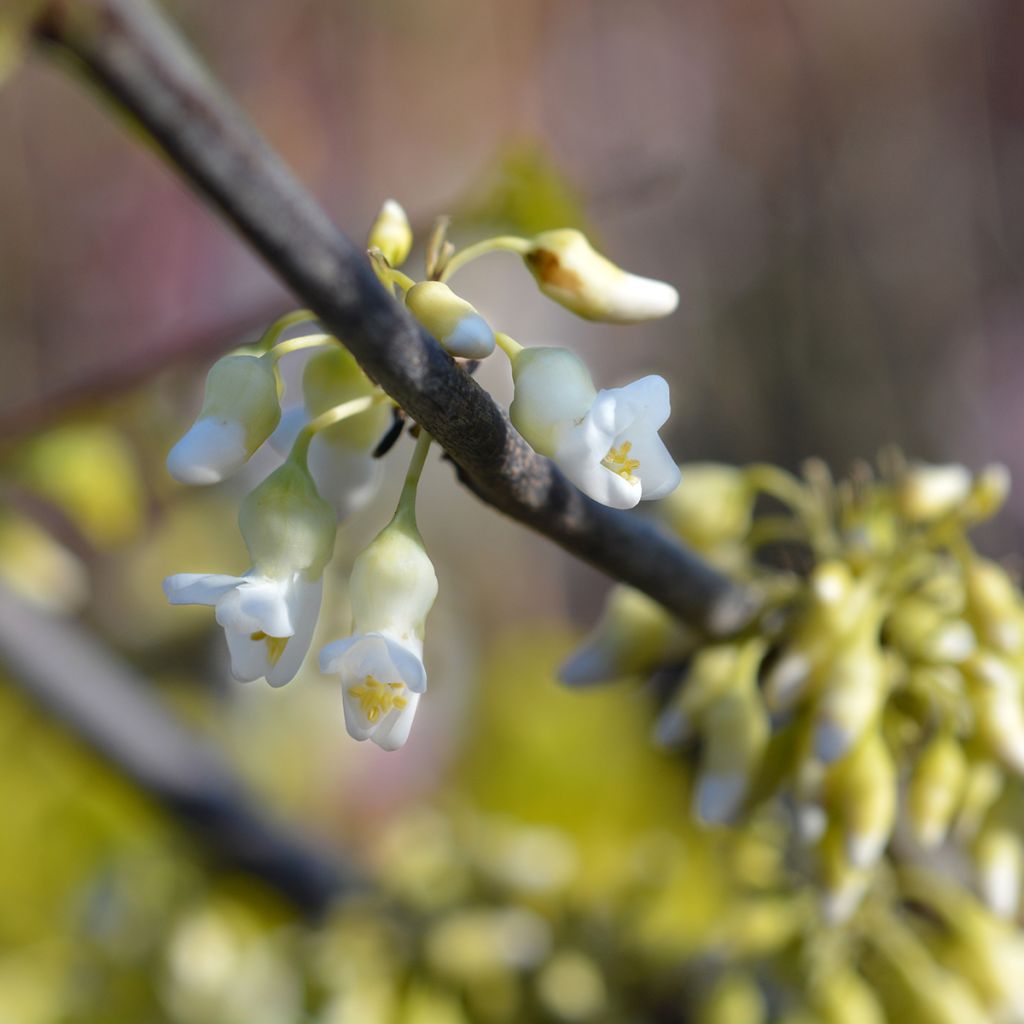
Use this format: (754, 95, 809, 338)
(32, 0, 756, 637)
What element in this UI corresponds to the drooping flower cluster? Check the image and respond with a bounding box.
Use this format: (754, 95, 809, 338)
(563, 456, 1024, 947)
(163, 200, 682, 748)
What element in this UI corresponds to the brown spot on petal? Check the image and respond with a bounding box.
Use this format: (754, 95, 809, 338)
(526, 248, 584, 295)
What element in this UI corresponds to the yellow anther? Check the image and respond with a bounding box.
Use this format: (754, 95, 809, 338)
(250, 631, 289, 666)
(602, 440, 641, 482)
(349, 675, 408, 723)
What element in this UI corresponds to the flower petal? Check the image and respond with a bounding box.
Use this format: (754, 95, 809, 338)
(308, 435, 384, 521)
(163, 573, 243, 606)
(267, 405, 309, 456)
(266, 577, 323, 687)
(626, 430, 680, 501)
(372, 693, 420, 750)
(216, 576, 294, 638)
(224, 627, 272, 683)
(167, 417, 248, 485)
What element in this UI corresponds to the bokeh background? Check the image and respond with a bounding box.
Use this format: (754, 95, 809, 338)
(1, 1, 1023, 1021)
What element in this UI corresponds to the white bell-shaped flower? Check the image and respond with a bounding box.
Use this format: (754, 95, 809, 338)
(164, 457, 336, 686)
(405, 281, 495, 359)
(523, 229, 678, 324)
(164, 571, 323, 687)
(167, 353, 280, 484)
(320, 492, 438, 750)
(509, 346, 680, 510)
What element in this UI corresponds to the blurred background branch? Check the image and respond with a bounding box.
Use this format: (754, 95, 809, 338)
(0, 582, 350, 916)
(32, 0, 754, 638)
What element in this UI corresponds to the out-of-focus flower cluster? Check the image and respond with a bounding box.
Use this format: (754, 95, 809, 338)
(564, 454, 1024, 1021)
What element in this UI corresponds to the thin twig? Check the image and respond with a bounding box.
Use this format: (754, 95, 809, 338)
(32, 0, 756, 637)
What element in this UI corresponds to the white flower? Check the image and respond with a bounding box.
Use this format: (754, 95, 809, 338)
(321, 632, 425, 751)
(164, 571, 323, 687)
(167, 354, 280, 485)
(523, 229, 678, 323)
(319, 490, 438, 751)
(556, 377, 681, 509)
(509, 347, 680, 510)
(164, 457, 336, 687)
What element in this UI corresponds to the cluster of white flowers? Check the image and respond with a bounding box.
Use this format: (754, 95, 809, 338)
(164, 200, 682, 749)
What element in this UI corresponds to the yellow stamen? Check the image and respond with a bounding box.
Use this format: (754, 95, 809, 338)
(602, 440, 641, 482)
(250, 631, 289, 667)
(349, 675, 408, 724)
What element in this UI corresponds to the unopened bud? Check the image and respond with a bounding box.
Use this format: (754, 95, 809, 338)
(974, 826, 1022, 919)
(508, 346, 597, 457)
(560, 584, 694, 687)
(523, 229, 678, 323)
(825, 730, 895, 869)
(885, 597, 976, 664)
(812, 637, 888, 763)
(965, 463, 1011, 521)
(899, 463, 971, 523)
(657, 463, 752, 551)
(965, 653, 1024, 775)
(907, 733, 967, 848)
(405, 281, 495, 359)
(239, 459, 336, 580)
(349, 512, 438, 644)
(368, 198, 413, 268)
(966, 557, 1024, 655)
(167, 354, 280, 484)
(818, 825, 869, 924)
(810, 968, 886, 1024)
(697, 972, 766, 1024)
(694, 679, 769, 826)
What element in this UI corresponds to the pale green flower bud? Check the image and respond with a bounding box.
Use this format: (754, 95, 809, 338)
(952, 761, 1005, 844)
(907, 734, 968, 848)
(523, 229, 679, 323)
(693, 675, 769, 825)
(405, 281, 495, 359)
(167, 354, 280, 484)
(348, 511, 438, 645)
(824, 730, 895, 869)
(657, 463, 753, 551)
(899, 462, 971, 523)
(763, 562, 866, 713)
(965, 653, 1024, 774)
(904, 871, 1024, 1017)
(696, 972, 766, 1024)
(885, 596, 976, 664)
(812, 634, 888, 763)
(818, 824, 869, 924)
(653, 644, 743, 749)
(302, 347, 389, 450)
(508, 346, 597, 457)
(559, 584, 695, 687)
(965, 463, 1011, 521)
(810, 968, 886, 1024)
(367, 198, 413, 268)
(966, 557, 1024, 655)
(866, 912, 991, 1024)
(974, 825, 1022, 920)
(238, 458, 336, 580)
